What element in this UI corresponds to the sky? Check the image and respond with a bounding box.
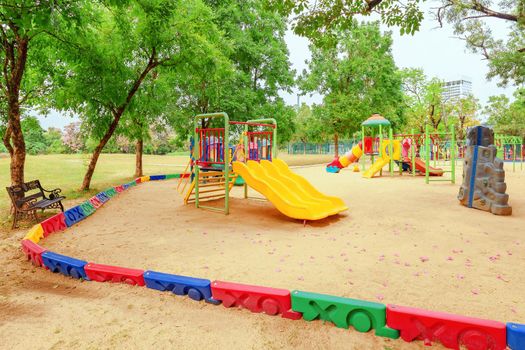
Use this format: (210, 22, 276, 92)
(37, 4, 517, 130)
(281, 3, 517, 109)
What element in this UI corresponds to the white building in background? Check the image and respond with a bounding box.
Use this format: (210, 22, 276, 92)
(441, 79, 472, 102)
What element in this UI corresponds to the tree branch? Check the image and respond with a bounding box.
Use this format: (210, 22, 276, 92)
(470, 1, 518, 22)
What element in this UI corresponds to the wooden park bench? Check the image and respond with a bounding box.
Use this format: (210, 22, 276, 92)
(6, 180, 65, 229)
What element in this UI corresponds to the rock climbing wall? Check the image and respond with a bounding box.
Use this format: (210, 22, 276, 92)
(457, 126, 512, 216)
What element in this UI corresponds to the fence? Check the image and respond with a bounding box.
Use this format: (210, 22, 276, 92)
(287, 140, 358, 155)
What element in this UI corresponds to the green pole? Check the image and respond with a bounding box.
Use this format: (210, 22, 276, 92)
(361, 125, 365, 171)
(246, 117, 277, 159)
(425, 124, 430, 184)
(450, 123, 456, 184)
(388, 128, 394, 176)
(513, 144, 516, 172)
(224, 117, 230, 214)
(194, 118, 200, 209)
(244, 123, 248, 199)
(378, 124, 382, 176)
(411, 128, 416, 176)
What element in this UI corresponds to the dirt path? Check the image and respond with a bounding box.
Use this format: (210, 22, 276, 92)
(1, 163, 523, 349)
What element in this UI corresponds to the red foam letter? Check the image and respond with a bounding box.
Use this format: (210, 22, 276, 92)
(386, 304, 506, 349)
(21, 239, 47, 268)
(41, 213, 66, 237)
(211, 280, 301, 320)
(84, 263, 145, 286)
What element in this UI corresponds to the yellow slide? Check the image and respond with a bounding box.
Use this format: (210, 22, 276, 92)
(362, 140, 402, 178)
(362, 157, 391, 178)
(267, 159, 347, 212)
(232, 159, 348, 221)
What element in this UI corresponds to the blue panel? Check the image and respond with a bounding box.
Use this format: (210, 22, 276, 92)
(326, 166, 340, 174)
(143, 270, 217, 303)
(467, 145, 479, 208)
(149, 175, 166, 181)
(96, 192, 110, 203)
(64, 206, 86, 227)
(122, 183, 130, 190)
(508, 323, 525, 350)
(41, 251, 88, 280)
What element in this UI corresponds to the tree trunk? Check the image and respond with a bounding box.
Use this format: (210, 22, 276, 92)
(134, 138, 143, 177)
(79, 50, 158, 190)
(81, 111, 122, 190)
(334, 133, 339, 157)
(3, 125, 14, 157)
(2, 33, 29, 186)
(8, 104, 26, 186)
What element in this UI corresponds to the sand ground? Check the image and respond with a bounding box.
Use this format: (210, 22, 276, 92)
(0, 162, 524, 349)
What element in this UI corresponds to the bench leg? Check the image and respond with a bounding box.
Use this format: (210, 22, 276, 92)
(12, 210, 19, 230)
(59, 201, 64, 212)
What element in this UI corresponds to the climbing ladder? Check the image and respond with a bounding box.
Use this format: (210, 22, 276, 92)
(184, 170, 238, 205)
(424, 124, 456, 184)
(177, 158, 193, 194)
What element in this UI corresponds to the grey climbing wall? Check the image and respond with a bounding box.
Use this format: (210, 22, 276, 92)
(457, 126, 512, 215)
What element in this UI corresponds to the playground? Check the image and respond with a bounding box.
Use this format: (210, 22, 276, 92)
(4, 113, 523, 349)
(1, 158, 524, 349)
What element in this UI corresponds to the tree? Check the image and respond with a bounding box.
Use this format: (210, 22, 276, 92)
(50, 0, 225, 190)
(62, 122, 84, 153)
(20, 116, 46, 154)
(168, 0, 296, 145)
(44, 127, 66, 153)
(436, 0, 524, 86)
(0, 1, 83, 185)
(401, 69, 452, 132)
(485, 89, 525, 138)
(300, 21, 404, 156)
(448, 95, 480, 141)
(267, 0, 523, 86)
(266, 0, 424, 43)
(292, 104, 314, 144)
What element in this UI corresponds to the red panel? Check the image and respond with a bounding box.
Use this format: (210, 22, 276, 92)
(386, 305, 506, 350)
(21, 239, 47, 268)
(114, 185, 124, 193)
(135, 178, 141, 184)
(84, 263, 145, 286)
(211, 280, 301, 320)
(89, 196, 103, 209)
(41, 213, 66, 237)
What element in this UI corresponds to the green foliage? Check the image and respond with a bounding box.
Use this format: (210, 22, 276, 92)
(266, 0, 425, 44)
(21, 117, 47, 155)
(436, 0, 524, 86)
(168, 0, 296, 145)
(49, 0, 225, 137)
(300, 22, 404, 140)
(292, 103, 318, 142)
(485, 89, 525, 139)
(44, 127, 66, 154)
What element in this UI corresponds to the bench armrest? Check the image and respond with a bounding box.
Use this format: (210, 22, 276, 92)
(41, 187, 62, 199)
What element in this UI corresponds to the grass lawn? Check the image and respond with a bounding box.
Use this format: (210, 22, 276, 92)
(0, 153, 188, 227)
(0, 152, 333, 229)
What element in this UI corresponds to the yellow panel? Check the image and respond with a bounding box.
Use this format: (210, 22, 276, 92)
(140, 176, 150, 182)
(24, 224, 44, 243)
(381, 140, 401, 161)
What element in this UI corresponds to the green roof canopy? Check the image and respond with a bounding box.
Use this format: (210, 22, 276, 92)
(361, 114, 391, 127)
